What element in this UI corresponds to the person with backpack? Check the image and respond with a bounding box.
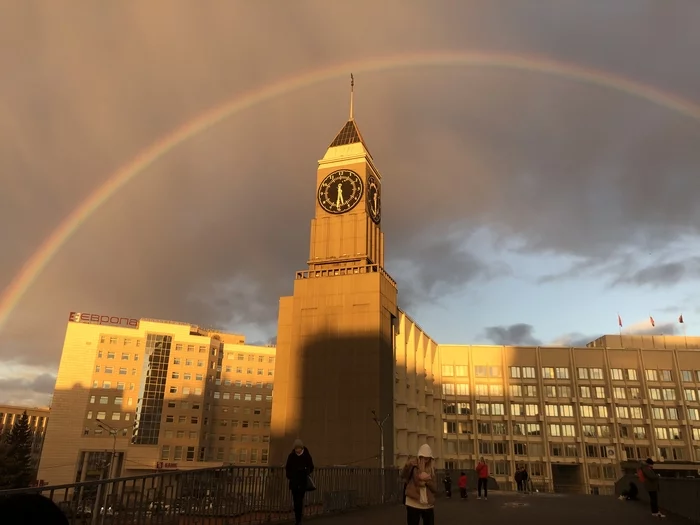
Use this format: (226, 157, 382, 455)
(638, 458, 665, 518)
(458, 472, 468, 499)
(402, 444, 437, 525)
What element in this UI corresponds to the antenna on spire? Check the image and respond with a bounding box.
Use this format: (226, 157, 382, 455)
(349, 73, 355, 120)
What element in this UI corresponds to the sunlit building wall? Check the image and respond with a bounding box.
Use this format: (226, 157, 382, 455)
(436, 341, 700, 493)
(37, 315, 274, 486)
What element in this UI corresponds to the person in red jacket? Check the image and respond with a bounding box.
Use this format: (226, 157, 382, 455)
(458, 472, 468, 499)
(476, 457, 489, 500)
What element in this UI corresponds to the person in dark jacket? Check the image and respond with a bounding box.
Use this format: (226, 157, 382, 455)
(639, 458, 665, 518)
(0, 493, 69, 525)
(443, 473, 452, 498)
(285, 439, 314, 525)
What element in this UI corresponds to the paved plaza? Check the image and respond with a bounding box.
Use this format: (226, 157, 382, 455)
(308, 492, 689, 524)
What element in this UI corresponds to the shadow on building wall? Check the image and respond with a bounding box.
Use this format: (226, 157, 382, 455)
(271, 332, 395, 469)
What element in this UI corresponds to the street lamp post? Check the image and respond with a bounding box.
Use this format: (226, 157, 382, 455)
(92, 419, 134, 525)
(371, 410, 390, 503)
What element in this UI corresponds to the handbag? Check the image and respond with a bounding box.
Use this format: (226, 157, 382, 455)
(306, 474, 316, 492)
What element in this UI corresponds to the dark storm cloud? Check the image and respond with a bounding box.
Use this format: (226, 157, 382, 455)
(482, 324, 542, 346)
(0, 374, 56, 396)
(2, 1, 700, 394)
(614, 258, 700, 287)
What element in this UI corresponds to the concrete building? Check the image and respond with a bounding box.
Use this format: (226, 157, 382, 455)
(437, 339, 700, 493)
(0, 404, 49, 480)
(37, 315, 275, 486)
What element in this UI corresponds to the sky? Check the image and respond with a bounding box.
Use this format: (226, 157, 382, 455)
(1, 1, 700, 407)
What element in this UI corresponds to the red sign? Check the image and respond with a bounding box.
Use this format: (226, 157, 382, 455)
(156, 462, 178, 470)
(69, 312, 139, 328)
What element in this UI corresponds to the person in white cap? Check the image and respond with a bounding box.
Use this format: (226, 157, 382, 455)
(402, 443, 437, 525)
(285, 438, 315, 525)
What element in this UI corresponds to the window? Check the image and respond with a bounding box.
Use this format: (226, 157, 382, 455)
(545, 404, 559, 417)
(96, 411, 106, 420)
(633, 427, 646, 439)
(582, 425, 596, 437)
(682, 370, 693, 382)
(594, 386, 605, 398)
(613, 387, 626, 399)
(562, 424, 576, 437)
(627, 369, 638, 381)
(476, 403, 489, 415)
(590, 368, 603, 380)
(688, 408, 699, 421)
(525, 404, 539, 416)
(629, 387, 641, 399)
(442, 365, 454, 376)
(443, 422, 457, 434)
(662, 389, 676, 401)
(610, 368, 624, 381)
(655, 427, 668, 440)
(510, 385, 522, 397)
(118, 368, 127, 375)
(651, 407, 664, 420)
(667, 408, 679, 420)
(455, 365, 468, 376)
(511, 403, 523, 416)
(597, 406, 608, 418)
(660, 370, 672, 382)
(111, 412, 121, 421)
(549, 424, 561, 436)
(559, 405, 574, 417)
(107, 352, 115, 359)
(580, 386, 591, 398)
(121, 353, 130, 360)
(557, 385, 571, 397)
(649, 388, 661, 400)
(475, 384, 488, 396)
(522, 367, 536, 379)
(474, 366, 488, 377)
(630, 407, 643, 419)
(555, 367, 569, 379)
(442, 384, 455, 395)
(510, 366, 521, 378)
(578, 368, 588, 380)
(489, 385, 503, 396)
(525, 385, 537, 397)
(526, 423, 541, 436)
(646, 369, 658, 381)
(580, 405, 593, 418)
(513, 442, 527, 455)
(685, 389, 697, 401)
(542, 367, 554, 379)
(545, 386, 557, 397)
(104, 367, 113, 374)
(616, 406, 629, 419)
(491, 403, 505, 415)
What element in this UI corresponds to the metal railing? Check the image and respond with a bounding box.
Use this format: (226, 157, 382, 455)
(0, 466, 403, 525)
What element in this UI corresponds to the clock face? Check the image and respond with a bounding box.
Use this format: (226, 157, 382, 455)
(367, 174, 381, 224)
(317, 170, 364, 214)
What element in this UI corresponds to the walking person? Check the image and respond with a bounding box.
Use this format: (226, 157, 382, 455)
(514, 466, 523, 492)
(476, 457, 489, 500)
(443, 472, 452, 498)
(402, 444, 437, 525)
(639, 458, 665, 518)
(521, 465, 530, 494)
(458, 472, 468, 500)
(285, 439, 314, 525)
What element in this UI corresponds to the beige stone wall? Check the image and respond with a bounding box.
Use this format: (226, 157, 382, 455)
(393, 310, 440, 467)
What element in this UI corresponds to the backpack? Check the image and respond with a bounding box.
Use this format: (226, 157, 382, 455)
(637, 468, 645, 483)
(402, 466, 416, 505)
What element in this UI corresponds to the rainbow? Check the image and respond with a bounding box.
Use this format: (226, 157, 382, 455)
(3, 50, 700, 334)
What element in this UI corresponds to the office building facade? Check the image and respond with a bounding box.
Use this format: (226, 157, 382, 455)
(0, 404, 49, 481)
(37, 315, 275, 486)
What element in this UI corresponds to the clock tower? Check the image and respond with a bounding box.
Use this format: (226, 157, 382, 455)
(270, 78, 399, 467)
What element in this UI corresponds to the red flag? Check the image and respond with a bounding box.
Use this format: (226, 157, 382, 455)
(679, 314, 684, 324)
(649, 316, 655, 327)
(618, 314, 623, 327)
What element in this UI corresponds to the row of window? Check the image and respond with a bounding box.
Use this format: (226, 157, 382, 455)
(445, 400, 700, 420)
(443, 383, 700, 402)
(443, 364, 700, 383)
(99, 337, 141, 347)
(159, 445, 269, 464)
(97, 350, 140, 360)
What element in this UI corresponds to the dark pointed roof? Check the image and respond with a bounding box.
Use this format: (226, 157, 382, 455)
(328, 119, 372, 157)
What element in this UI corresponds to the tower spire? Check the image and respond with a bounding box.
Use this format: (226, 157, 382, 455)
(349, 73, 354, 120)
